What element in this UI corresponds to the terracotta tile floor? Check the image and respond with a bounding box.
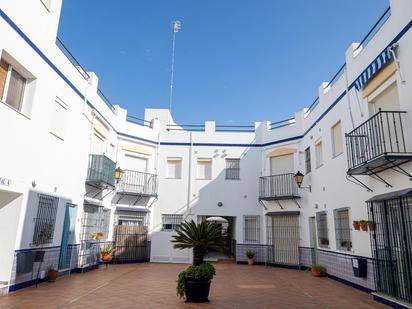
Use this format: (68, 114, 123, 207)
(0, 263, 386, 309)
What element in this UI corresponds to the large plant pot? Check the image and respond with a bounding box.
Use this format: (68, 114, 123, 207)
(185, 277, 211, 303)
(102, 254, 112, 263)
(47, 270, 59, 282)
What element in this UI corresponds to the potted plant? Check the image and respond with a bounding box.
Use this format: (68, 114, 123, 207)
(172, 220, 226, 303)
(368, 221, 375, 231)
(310, 264, 326, 277)
(340, 240, 352, 251)
(100, 244, 113, 263)
(246, 250, 255, 265)
(360, 220, 368, 231)
(47, 265, 58, 282)
(91, 232, 104, 241)
(353, 221, 360, 231)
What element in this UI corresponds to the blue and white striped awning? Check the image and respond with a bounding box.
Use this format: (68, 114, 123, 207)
(354, 47, 392, 90)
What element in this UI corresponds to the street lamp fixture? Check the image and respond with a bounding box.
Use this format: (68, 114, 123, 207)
(115, 167, 124, 183)
(294, 171, 311, 192)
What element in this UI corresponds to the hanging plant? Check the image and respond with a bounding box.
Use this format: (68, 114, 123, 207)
(359, 220, 368, 231)
(353, 221, 360, 231)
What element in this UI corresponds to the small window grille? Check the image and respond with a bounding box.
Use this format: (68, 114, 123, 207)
(244, 215, 260, 243)
(316, 212, 329, 248)
(305, 147, 311, 173)
(226, 159, 240, 180)
(334, 208, 352, 251)
(162, 214, 183, 231)
(32, 194, 59, 245)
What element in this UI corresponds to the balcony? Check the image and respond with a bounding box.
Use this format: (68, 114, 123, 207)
(345, 110, 412, 176)
(117, 170, 158, 197)
(259, 173, 300, 201)
(86, 154, 116, 188)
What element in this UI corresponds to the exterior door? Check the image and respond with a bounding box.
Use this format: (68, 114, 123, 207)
(59, 203, 76, 270)
(368, 195, 412, 303)
(271, 215, 300, 265)
(113, 225, 148, 263)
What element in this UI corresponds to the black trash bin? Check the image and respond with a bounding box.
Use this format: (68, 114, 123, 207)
(352, 257, 367, 278)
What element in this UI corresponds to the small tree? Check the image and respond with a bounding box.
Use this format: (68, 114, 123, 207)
(172, 220, 226, 266)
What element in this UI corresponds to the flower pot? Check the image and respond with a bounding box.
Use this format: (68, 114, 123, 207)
(47, 270, 59, 282)
(247, 258, 254, 265)
(360, 223, 368, 231)
(95, 235, 103, 241)
(102, 254, 112, 263)
(311, 268, 322, 277)
(184, 277, 211, 303)
(353, 223, 360, 231)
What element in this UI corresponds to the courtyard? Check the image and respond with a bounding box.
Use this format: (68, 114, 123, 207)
(0, 263, 385, 309)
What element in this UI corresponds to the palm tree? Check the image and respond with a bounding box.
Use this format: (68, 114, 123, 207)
(172, 220, 226, 266)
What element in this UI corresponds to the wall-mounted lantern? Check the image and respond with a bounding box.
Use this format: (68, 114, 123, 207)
(115, 167, 124, 183)
(294, 171, 311, 192)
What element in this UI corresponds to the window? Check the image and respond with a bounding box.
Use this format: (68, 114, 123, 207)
(50, 97, 67, 140)
(196, 158, 212, 180)
(315, 140, 323, 168)
(0, 59, 26, 111)
(334, 208, 352, 251)
(332, 121, 343, 157)
(316, 212, 329, 248)
(125, 154, 147, 172)
(32, 194, 59, 245)
(244, 215, 260, 243)
(225, 159, 240, 180)
(167, 158, 182, 179)
(162, 214, 183, 231)
(305, 147, 311, 173)
(270, 153, 294, 175)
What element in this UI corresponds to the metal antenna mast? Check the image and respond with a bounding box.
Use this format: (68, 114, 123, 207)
(169, 20, 181, 124)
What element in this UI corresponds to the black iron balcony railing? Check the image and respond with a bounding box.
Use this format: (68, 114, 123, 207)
(259, 173, 300, 200)
(86, 154, 116, 188)
(118, 170, 158, 197)
(346, 110, 412, 175)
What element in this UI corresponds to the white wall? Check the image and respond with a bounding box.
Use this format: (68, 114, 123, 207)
(0, 0, 411, 283)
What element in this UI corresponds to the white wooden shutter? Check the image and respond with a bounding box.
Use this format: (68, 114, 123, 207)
(270, 154, 294, 175)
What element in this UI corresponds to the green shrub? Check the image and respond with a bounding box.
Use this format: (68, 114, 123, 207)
(311, 264, 326, 273)
(176, 263, 216, 298)
(246, 250, 255, 259)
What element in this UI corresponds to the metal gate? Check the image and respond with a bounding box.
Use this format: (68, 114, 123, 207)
(367, 189, 412, 303)
(113, 225, 148, 263)
(267, 212, 300, 266)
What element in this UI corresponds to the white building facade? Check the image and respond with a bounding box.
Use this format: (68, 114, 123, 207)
(0, 0, 412, 306)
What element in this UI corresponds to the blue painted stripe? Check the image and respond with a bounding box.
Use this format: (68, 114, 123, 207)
(1, 8, 411, 149)
(0, 10, 85, 101)
(118, 132, 158, 145)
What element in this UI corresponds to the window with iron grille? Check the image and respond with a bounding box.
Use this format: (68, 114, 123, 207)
(316, 212, 329, 248)
(244, 215, 260, 243)
(162, 214, 183, 231)
(226, 158, 240, 180)
(334, 208, 352, 251)
(305, 147, 311, 173)
(32, 194, 59, 245)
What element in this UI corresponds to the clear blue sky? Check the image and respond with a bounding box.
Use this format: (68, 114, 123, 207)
(57, 0, 389, 125)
